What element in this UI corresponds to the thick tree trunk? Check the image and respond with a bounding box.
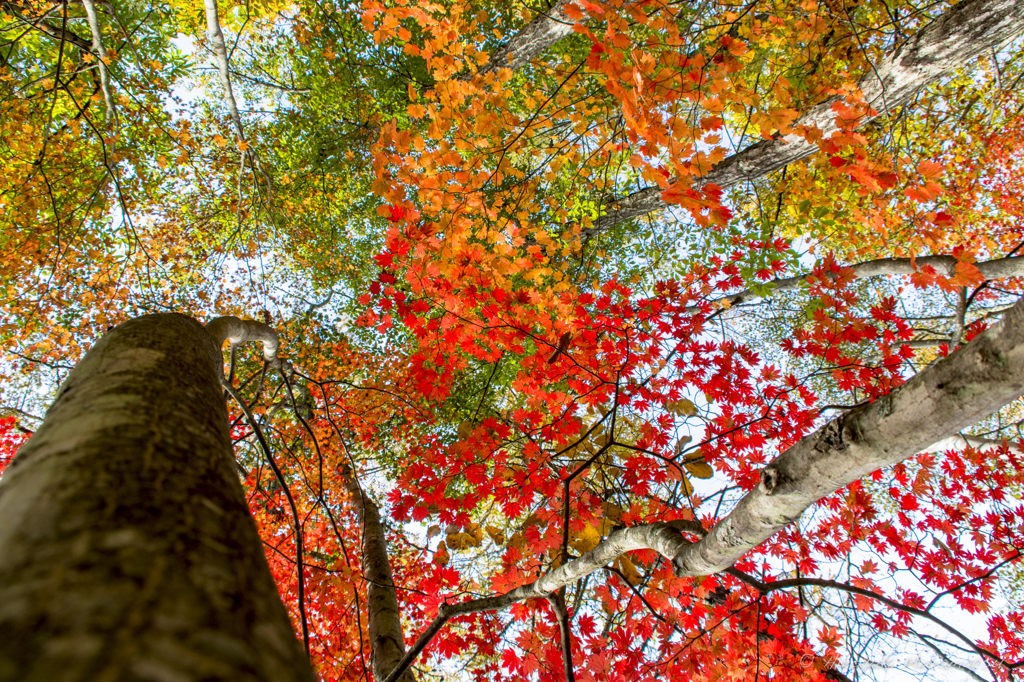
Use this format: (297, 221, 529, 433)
(0, 313, 314, 682)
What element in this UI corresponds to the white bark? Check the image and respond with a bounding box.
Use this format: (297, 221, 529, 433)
(81, 0, 115, 127)
(0, 313, 314, 681)
(673, 292, 1024, 575)
(204, 0, 247, 143)
(206, 315, 280, 364)
(713, 254, 1024, 309)
(921, 434, 1024, 456)
(589, 0, 1024, 234)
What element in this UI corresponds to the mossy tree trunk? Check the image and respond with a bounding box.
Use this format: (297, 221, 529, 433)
(0, 313, 315, 682)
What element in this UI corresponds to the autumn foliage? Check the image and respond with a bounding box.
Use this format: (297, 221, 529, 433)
(3, 0, 1024, 680)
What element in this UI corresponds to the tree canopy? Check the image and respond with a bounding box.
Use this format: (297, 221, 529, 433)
(3, 0, 1024, 680)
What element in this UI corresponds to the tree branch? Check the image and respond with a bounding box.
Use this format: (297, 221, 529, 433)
(477, 0, 578, 77)
(672, 294, 1024, 576)
(588, 0, 1024, 234)
(80, 0, 114, 127)
(705, 254, 1024, 311)
(222, 379, 310, 656)
(548, 589, 576, 682)
(206, 315, 280, 366)
(725, 570, 1022, 669)
(203, 0, 246, 142)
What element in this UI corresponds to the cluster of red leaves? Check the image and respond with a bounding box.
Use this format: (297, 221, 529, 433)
(779, 257, 916, 399)
(325, 203, 1013, 680)
(0, 416, 28, 476)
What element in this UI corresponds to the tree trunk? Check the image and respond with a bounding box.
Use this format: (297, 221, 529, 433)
(0, 313, 315, 682)
(335, 462, 413, 682)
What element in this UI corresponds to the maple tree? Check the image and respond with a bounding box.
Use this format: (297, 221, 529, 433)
(3, 0, 1024, 680)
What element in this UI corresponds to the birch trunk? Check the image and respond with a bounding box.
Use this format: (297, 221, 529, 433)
(0, 313, 314, 682)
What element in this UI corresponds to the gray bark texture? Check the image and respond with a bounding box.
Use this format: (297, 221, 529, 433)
(478, 0, 577, 76)
(589, 0, 1024, 234)
(0, 313, 315, 682)
(339, 469, 413, 682)
(673, 292, 1024, 575)
(712, 254, 1024, 309)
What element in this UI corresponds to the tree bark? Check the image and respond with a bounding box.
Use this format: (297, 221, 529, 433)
(0, 313, 314, 682)
(672, 291, 1024, 576)
(338, 468, 414, 682)
(707, 254, 1024, 310)
(477, 0, 579, 77)
(589, 0, 1024, 234)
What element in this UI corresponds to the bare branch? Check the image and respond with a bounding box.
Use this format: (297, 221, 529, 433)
(725, 570, 1023, 669)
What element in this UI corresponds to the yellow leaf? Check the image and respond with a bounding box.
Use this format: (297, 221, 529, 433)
(684, 460, 714, 479)
(673, 435, 692, 455)
(667, 399, 698, 417)
(446, 531, 480, 550)
(616, 556, 642, 585)
(571, 523, 601, 553)
(485, 525, 505, 545)
(602, 501, 623, 524)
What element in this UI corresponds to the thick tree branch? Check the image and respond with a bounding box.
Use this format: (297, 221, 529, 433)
(672, 293, 1024, 576)
(206, 315, 280, 365)
(477, 0, 578, 77)
(589, 0, 1024, 234)
(921, 434, 1024, 456)
(709, 254, 1024, 310)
